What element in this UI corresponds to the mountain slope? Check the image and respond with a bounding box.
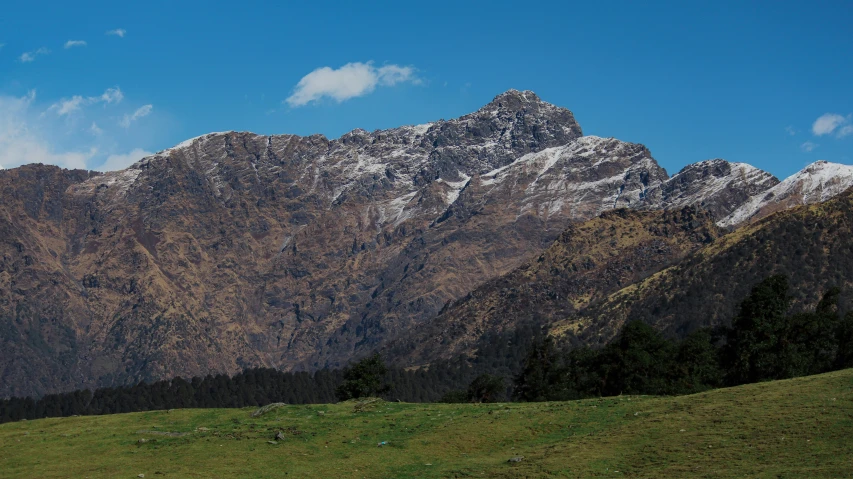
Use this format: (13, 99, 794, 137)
(385, 207, 722, 365)
(560, 186, 853, 344)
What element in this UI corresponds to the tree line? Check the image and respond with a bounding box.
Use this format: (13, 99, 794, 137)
(507, 275, 853, 402)
(2, 275, 851, 423)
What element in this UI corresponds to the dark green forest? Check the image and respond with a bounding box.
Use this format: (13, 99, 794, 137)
(507, 276, 853, 402)
(2, 275, 852, 423)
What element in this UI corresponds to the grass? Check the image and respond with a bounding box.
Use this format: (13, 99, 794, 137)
(1, 370, 851, 478)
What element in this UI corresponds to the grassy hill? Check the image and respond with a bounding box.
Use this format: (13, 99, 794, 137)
(1, 369, 851, 478)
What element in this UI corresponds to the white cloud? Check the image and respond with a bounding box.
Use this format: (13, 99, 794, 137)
(106, 29, 126, 38)
(97, 148, 153, 171)
(96, 87, 124, 104)
(89, 122, 103, 136)
(838, 124, 853, 139)
(47, 87, 124, 117)
(0, 91, 97, 170)
(812, 113, 850, 136)
(785, 126, 797, 136)
(64, 40, 87, 49)
(49, 96, 86, 116)
(19, 47, 50, 63)
(285, 61, 419, 107)
(119, 104, 153, 127)
(800, 141, 818, 152)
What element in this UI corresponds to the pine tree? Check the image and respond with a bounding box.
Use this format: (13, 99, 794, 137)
(723, 275, 792, 385)
(335, 353, 391, 401)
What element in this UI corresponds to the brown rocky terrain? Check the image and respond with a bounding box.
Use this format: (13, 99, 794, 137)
(0, 90, 836, 398)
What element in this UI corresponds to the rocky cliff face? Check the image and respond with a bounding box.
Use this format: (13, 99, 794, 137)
(640, 159, 779, 219)
(0, 90, 847, 397)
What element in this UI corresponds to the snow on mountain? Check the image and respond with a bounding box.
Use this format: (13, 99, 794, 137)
(718, 161, 853, 227)
(473, 136, 666, 221)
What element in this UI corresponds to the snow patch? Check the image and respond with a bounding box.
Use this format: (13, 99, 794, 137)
(373, 191, 419, 228)
(411, 123, 433, 135)
(438, 173, 471, 205)
(159, 131, 236, 155)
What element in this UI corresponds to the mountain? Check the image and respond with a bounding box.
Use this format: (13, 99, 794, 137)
(0, 89, 848, 398)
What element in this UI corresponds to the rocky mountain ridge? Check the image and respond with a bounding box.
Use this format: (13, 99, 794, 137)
(0, 89, 850, 397)
(718, 161, 853, 227)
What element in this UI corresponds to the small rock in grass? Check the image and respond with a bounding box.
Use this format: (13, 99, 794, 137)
(252, 403, 287, 418)
(267, 440, 278, 445)
(508, 456, 524, 463)
(138, 475, 145, 478)
(275, 431, 286, 441)
(137, 439, 147, 444)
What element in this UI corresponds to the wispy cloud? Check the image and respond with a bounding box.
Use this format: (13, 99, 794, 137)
(800, 141, 818, 152)
(106, 29, 126, 38)
(0, 91, 97, 170)
(1, 90, 154, 171)
(19, 47, 50, 63)
(838, 124, 853, 139)
(785, 126, 797, 136)
(97, 87, 124, 104)
(119, 104, 153, 127)
(47, 87, 124, 117)
(812, 113, 852, 137)
(285, 61, 420, 107)
(64, 40, 87, 49)
(0, 43, 5, 51)
(49, 96, 86, 116)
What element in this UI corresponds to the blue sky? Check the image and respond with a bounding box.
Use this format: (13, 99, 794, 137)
(1, 0, 851, 177)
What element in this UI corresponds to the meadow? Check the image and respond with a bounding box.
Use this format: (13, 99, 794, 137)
(1, 369, 851, 478)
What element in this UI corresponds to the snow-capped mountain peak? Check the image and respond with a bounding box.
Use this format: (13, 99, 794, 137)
(718, 161, 853, 227)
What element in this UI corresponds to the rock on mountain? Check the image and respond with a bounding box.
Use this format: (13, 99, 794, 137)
(718, 161, 853, 227)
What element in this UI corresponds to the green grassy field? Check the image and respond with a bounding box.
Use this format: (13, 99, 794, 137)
(1, 370, 851, 479)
